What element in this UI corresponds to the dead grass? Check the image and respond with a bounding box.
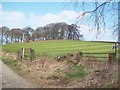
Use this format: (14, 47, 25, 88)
(15, 58, 70, 88)
(1, 51, 17, 60)
(1, 51, 118, 88)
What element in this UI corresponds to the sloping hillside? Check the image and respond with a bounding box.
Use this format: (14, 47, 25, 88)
(2, 40, 114, 58)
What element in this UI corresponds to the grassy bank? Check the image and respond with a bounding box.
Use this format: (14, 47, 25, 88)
(1, 58, 21, 71)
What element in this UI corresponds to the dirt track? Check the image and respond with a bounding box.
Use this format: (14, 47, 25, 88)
(0, 60, 35, 88)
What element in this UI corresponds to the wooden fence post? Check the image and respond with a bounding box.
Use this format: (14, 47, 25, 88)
(108, 52, 111, 63)
(113, 53, 116, 61)
(30, 48, 32, 62)
(79, 51, 83, 57)
(30, 48, 35, 62)
(17, 48, 35, 62)
(17, 48, 24, 61)
(22, 48, 24, 61)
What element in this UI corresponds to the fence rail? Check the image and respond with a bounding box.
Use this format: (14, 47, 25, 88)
(83, 56, 107, 58)
(83, 52, 109, 54)
(80, 52, 116, 62)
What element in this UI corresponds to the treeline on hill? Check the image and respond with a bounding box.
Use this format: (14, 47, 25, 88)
(0, 22, 84, 44)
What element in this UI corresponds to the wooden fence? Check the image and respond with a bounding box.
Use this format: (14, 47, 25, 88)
(56, 51, 116, 65)
(80, 52, 116, 62)
(17, 48, 35, 61)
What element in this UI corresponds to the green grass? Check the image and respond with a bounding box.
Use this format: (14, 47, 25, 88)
(66, 65, 86, 79)
(2, 40, 114, 58)
(1, 58, 20, 70)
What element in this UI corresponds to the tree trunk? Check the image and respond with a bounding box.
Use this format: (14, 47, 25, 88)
(15, 36, 17, 42)
(1, 34, 3, 44)
(5, 35, 9, 44)
(68, 33, 71, 39)
(11, 36, 13, 43)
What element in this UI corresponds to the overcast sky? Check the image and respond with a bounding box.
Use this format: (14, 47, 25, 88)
(0, 1, 118, 41)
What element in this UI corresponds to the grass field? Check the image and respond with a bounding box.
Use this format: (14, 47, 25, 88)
(2, 40, 114, 58)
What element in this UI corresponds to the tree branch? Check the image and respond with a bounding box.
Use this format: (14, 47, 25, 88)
(77, 0, 112, 18)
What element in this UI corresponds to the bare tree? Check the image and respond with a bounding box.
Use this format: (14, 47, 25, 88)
(22, 27, 34, 42)
(66, 0, 118, 40)
(0, 26, 10, 44)
(42, 22, 81, 40)
(66, 24, 80, 40)
(32, 27, 43, 41)
(10, 28, 23, 43)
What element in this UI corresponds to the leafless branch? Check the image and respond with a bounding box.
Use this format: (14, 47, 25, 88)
(77, 0, 112, 19)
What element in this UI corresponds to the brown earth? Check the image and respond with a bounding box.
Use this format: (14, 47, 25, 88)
(1, 51, 119, 88)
